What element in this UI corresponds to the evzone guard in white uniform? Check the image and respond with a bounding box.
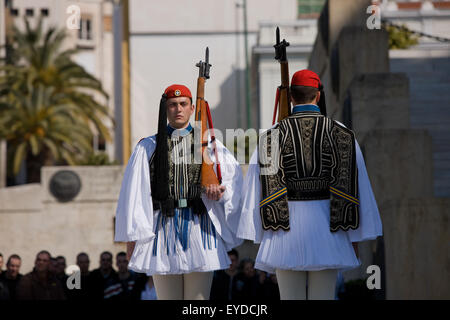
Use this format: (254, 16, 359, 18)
(237, 70, 383, 300)
(114, 84, 243, 300)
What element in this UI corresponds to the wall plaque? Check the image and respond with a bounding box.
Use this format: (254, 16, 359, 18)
(49, 170, 82, 202)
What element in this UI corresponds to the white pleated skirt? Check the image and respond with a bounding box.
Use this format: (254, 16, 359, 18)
(255, 200, 361, 273)
(128, 208, 231, 275)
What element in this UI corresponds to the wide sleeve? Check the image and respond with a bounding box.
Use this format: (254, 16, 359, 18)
(236, 148, 264, 243)
(346, 139, 383, 242)
(114, 138, 156, 243)
(201, 139, 245, 251)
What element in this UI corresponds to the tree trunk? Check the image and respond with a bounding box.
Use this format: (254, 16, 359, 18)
(26, 147, 53, 183)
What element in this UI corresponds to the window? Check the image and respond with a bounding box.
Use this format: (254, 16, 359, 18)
(10, 8, 19, 16)
(25, 8, 34, 17)
(41, 8, 49, 17)
(78, 16, 93, 41)
(98, 136, 106, 151)
(298, 0, 326, 16)
(86, 19, 92, 40)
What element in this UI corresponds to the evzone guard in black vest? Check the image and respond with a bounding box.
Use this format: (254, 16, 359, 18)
(115, 84, 244, 300)
(237, 69, 383, 300)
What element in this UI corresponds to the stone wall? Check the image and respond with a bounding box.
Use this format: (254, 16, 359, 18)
(0, 166, 126, 274)
(380, 198, 450, 299)
(348, 73, 410, 145)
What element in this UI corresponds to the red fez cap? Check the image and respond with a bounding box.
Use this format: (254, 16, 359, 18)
(164, 84, 192, 99)
(291, 70, 321, 89)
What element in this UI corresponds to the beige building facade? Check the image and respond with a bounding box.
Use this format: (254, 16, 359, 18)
(4, 0, 117, 159)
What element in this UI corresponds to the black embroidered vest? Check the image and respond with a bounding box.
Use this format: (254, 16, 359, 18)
(259, 112, 359, 232)
(149, 129, 207, 217)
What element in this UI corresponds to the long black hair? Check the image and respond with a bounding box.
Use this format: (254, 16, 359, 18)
(153, 94, 169, 202)
(318, 84, 327, 117)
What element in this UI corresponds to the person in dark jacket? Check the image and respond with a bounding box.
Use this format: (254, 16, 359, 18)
(210, 249, 240, 301)
(102, 252, 142, 300)
(88, 251, 118, 299)
(0, 254, 23, 300)
(65, 252, 91, 300)
(16, 250, 66, 300)
(233, 258, 262, 300)
(260, 272, 280, 300)
(0, 278, 9, 300)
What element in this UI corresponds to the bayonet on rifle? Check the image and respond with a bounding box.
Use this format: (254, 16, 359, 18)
(273, 27, 291, 123)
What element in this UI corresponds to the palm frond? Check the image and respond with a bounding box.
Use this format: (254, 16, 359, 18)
(2, 17, 115, 179)
(13, 142, 27, 175)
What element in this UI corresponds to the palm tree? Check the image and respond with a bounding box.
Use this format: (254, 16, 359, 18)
(0, 17, 113, 183)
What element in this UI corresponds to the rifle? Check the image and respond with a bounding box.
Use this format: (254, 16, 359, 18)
(272, 27, 291, 125)
(195, 47, 222, 186)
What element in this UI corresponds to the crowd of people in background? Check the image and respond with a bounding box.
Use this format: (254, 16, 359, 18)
(0, 250, 280, 301)
(209, 249, 280, 301)
(0, 251, 155, 300)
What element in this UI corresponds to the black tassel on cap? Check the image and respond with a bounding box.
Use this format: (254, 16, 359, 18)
(153, 93, 174, 216)
(318, 84, 327, 117)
